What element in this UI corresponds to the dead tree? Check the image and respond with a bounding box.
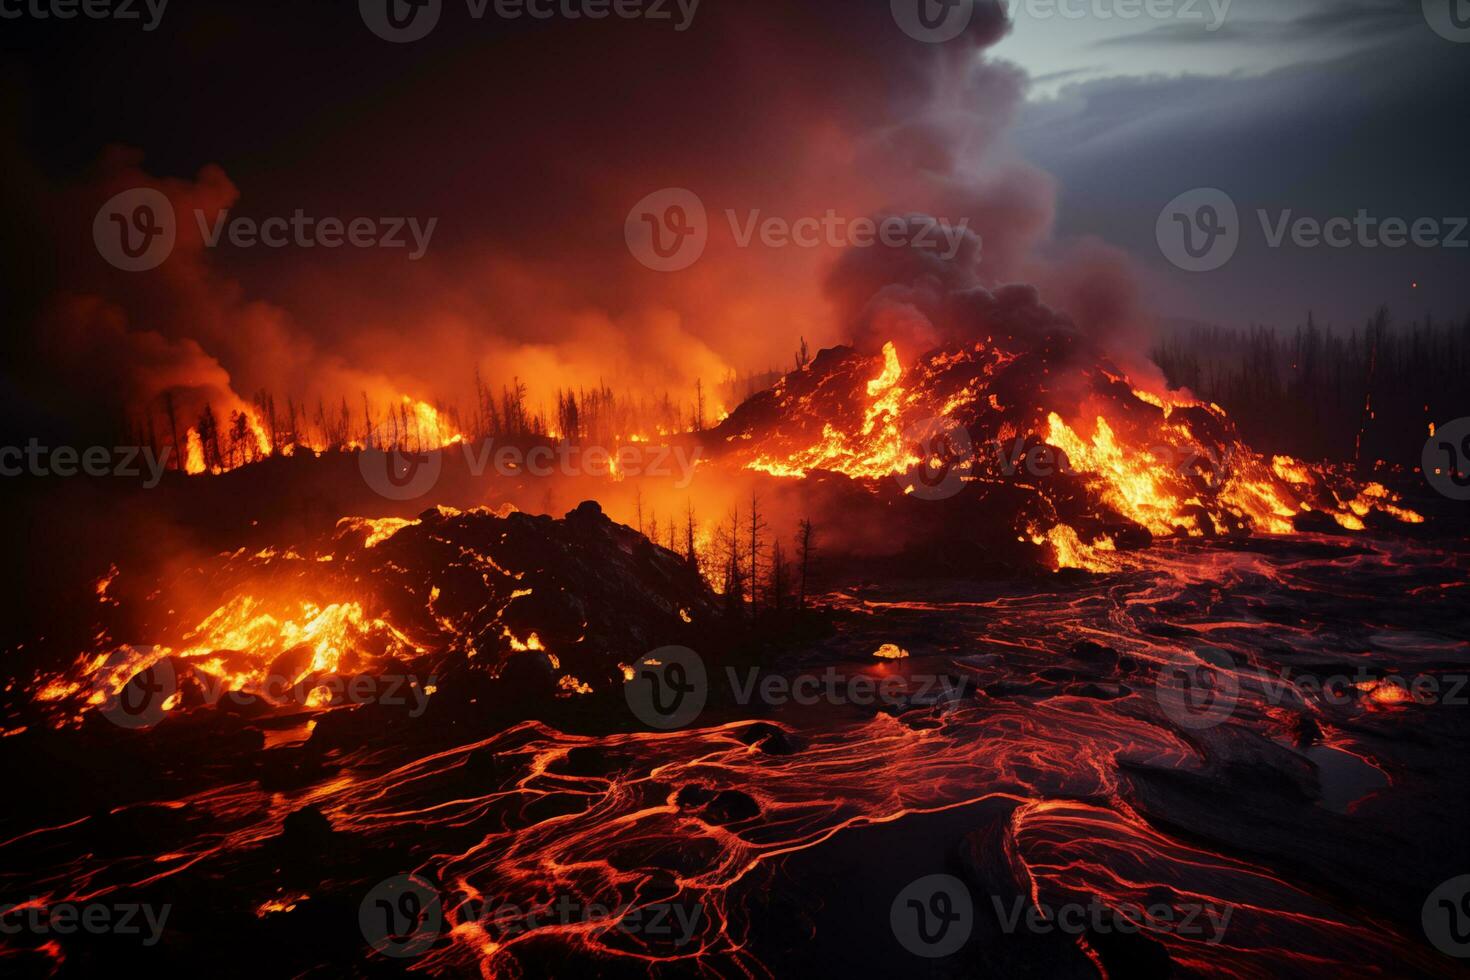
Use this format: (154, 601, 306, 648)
(796, 518, 816, 611)
(747, 491, 767, 616)
(684, 501, 698, 569)
(768, 540, 790, 613)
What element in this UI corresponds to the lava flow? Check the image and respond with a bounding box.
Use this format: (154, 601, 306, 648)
(714, 329, 1422, 571)
(2, 522, 1466, 978)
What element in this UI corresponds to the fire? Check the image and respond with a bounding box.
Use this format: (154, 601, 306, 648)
(722, 336, 1422, 563)
(1031, 522, 1120, 573)
(181, 397, 462, 476)
(406, 396, 465, 450)
(39, 595, 424, 718)
(745, 341, 922, 480)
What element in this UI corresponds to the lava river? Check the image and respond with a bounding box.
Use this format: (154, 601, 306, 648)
(1, 533, 1467, 978)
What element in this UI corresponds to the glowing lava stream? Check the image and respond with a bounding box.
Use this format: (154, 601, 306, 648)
(5, 534, 1464, 976)
(734, 339, 1422, 572)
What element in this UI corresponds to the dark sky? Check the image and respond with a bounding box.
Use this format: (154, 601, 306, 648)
(1011, 0, 1470, 331)
(1, 0, 1466, 440)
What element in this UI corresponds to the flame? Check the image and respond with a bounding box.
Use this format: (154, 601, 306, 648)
(730, 337, 1421, 554)
(180, 397, 461, 476)
(746, 342, 922, 480)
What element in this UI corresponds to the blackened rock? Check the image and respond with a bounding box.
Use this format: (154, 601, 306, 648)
(733, 723, 801, 755)
(281, 805, 334, 853)
(465, 747, 522, 788)
(554, 745, 634, 777)
(1294, 509, 1345, 534)
(674, 785, 717, 810)
(1066, 640, 1120, 672)
(702, 790, 760, 825)
(1085, 924, 1173, 979)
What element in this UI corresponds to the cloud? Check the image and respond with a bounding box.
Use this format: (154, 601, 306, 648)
(1017, 25, 1470, 328)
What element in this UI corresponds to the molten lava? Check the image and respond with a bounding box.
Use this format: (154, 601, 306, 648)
(717, 335, 1422, 569)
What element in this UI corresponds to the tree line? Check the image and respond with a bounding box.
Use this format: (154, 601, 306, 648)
(633, 490, 819, 620)
(1151, 308, 1470, 467)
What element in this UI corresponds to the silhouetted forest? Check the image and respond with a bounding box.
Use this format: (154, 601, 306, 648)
(1151, 308, 1470, 468)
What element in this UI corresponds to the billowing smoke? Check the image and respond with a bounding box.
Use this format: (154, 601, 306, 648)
(3, 0, 1155, 445)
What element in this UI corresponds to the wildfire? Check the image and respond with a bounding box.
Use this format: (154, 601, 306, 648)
(721, 336, 1422, 568)
(38, 595, 424, 718)
(181, 397, 462, 476)
(745, 342, 923, 480)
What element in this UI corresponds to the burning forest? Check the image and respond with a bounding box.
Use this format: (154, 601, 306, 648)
(3, 1, 1470, 978)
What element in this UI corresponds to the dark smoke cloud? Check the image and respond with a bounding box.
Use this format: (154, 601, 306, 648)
(2, 0, 1154, 441)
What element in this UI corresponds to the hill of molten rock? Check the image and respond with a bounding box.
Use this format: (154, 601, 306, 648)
(32, 502, 719, 730)
(708, 321, 1422, 570)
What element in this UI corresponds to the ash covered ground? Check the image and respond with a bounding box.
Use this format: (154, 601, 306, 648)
(1, 488, 1467, 978)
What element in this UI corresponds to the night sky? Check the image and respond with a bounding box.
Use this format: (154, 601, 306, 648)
(1, 0, 1466, 441)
